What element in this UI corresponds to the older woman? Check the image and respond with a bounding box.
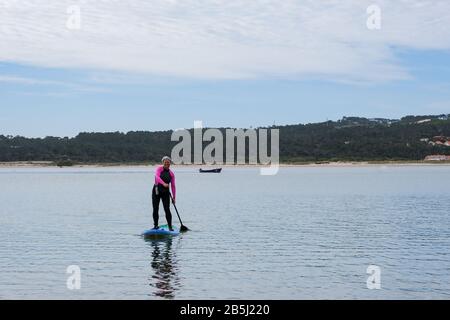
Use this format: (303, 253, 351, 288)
(152, 156, 176, 231)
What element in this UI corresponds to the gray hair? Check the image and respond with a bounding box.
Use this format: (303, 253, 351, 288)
(162, 156, 172, 164)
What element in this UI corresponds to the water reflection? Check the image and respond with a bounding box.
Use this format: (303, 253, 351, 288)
(145, 237, 180, 299)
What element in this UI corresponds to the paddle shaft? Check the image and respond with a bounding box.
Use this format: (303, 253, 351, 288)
(170, 193, 186, 228)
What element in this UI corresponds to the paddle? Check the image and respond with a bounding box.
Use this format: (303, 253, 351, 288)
(170, 193, 189, 232)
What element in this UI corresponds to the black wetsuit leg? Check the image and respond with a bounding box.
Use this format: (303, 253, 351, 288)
(152, 186, 161, 227)
(161, 192, 172, 228)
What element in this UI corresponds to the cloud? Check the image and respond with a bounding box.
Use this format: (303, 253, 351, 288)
(0, 75, 64, 85)
(0, 74, 110, 93)
(0, 0, 449, 82)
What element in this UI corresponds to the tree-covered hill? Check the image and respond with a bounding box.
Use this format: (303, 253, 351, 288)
(278, 114, 450, 162)
(1, 114, 449, 164)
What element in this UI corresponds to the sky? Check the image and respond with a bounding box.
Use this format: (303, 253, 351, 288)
(1, 0, 450, 137)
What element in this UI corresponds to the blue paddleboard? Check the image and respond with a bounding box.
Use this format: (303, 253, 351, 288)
(142, 225, 180, 238)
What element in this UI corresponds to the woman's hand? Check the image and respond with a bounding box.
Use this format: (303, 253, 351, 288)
(163, 183, 169, 188)
(172, 198, 176, 205)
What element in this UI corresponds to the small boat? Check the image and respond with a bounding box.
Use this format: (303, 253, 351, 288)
(199, 168, 222, 173)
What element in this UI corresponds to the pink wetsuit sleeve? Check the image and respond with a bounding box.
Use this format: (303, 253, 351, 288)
(154, 166, 165, 185)
(170, 170, 176, 200)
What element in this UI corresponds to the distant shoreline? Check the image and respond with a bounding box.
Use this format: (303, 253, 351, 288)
(1, 161, 450, 168)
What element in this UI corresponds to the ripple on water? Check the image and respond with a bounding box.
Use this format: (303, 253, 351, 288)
(1, 167, 450, 299)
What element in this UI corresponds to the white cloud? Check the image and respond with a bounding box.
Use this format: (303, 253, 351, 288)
(0, 0, 449, 82)
(0, 74, 110, 93)
(0, 75, 70, 86)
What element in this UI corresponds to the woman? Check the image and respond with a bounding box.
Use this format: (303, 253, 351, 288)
(152, 156, 176, 231)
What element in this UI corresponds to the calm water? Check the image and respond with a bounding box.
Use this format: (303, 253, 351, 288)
(0, 165, 449, 300)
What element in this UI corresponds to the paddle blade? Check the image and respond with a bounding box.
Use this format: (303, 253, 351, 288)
(180, 225, 189, 232)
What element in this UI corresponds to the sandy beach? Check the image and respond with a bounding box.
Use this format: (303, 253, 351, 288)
(1, 161, 450, 169)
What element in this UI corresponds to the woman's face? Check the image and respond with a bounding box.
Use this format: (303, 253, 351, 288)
(163, 160, 171, 169)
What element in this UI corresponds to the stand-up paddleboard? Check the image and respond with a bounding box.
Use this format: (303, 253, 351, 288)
(142, 225, 180, 238)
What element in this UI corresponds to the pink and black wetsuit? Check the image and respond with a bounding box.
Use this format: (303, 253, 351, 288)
(154, 165, 176, 200)
(152, 165, 176, 228)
